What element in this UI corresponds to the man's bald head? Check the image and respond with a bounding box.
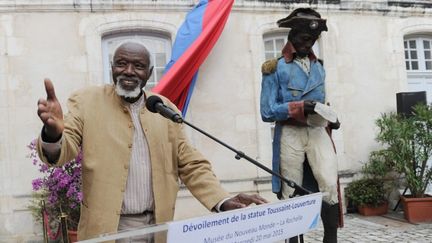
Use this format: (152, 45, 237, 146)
(111, 42, 153, 101)
(113, 42, 151, 65)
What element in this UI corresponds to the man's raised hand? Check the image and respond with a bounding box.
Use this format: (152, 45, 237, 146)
(37, 79, 64, 141)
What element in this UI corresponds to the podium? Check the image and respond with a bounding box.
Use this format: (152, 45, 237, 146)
(78, 193, 322, 243)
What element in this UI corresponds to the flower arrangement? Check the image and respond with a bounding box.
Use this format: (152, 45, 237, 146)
(28, 139, 82, 231)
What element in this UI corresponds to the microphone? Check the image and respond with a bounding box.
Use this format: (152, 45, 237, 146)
(145, 96, 183, 123)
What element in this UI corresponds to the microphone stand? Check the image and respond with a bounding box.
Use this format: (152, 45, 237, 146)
(182, 119, 320, 243)
(147, 98, 320, 243)
(181, 119, 313, 199)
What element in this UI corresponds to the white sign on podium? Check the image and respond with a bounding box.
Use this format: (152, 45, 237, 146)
(78, 193, 322, 242)
(167, 192, 322, 243)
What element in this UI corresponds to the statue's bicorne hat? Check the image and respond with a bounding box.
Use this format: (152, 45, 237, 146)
(277, 8, 328, 36)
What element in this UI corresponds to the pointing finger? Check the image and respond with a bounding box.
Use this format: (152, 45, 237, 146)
(44, 78, 57, 100)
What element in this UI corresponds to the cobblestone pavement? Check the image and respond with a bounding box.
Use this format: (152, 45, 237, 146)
(300, 212, 432, 243)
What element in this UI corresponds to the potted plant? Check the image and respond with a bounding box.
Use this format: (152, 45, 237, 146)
(28, 139, 82, 242)
(345, 150, 394, 216)
(374, 104, 432, 222)
(345, 178, 388, 216)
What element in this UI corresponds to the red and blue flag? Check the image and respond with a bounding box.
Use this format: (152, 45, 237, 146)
(152, 0, 234, 116)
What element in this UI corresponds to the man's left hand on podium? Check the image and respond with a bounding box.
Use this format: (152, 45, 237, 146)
(221, 193, 268, 211)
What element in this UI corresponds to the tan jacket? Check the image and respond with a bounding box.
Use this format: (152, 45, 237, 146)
(37, 85, 229, 241)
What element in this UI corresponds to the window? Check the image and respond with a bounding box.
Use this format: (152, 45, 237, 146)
(263, 32, 321, 60)
(263, 33, 287, 60)
(101, 32, 172, 90)
(404, 37, 432, 71)
(404, 35, 432, 103)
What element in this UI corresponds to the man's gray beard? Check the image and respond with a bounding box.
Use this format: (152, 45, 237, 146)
(115, 76, 143, 98)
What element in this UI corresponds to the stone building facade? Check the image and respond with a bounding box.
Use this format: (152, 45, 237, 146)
(0, 0, 431, 241)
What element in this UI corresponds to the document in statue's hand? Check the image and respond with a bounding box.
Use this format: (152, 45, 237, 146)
(314, 103, 338, 123)
(307, 103, 338, 127)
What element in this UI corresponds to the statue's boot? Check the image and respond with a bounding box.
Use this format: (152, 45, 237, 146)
(321, 203, 339, 243)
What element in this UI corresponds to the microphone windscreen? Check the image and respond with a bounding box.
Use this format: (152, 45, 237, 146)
(145, 95, 163, 113)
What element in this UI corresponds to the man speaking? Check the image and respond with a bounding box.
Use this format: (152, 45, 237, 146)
(36, 42, 267, 242)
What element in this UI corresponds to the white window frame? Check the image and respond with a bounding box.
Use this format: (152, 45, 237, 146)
(263, 31, 321, 60)
(263, 32, 288, 60)
(404, 35, 432, 103)
(404, 35, 432, 75)
(101, 31, 172, 90)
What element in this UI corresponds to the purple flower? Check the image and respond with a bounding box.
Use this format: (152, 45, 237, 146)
(66, 186, 77, 197)
(39, 164, 49, 173)
(28, 140, 82, 229)
(31, 178, 43, 191)
(48, 193, 58, 205)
